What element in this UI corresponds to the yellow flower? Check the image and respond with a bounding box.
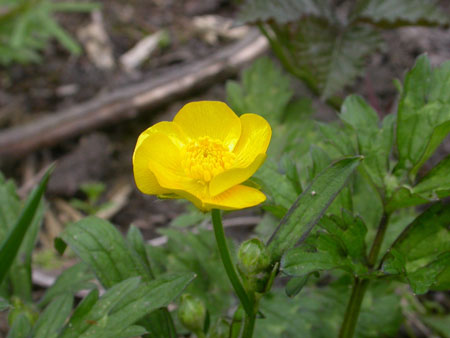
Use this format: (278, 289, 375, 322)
(132, 101, 271, 211)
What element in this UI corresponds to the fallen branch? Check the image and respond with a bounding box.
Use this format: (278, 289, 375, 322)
(0, 29, 268, 160)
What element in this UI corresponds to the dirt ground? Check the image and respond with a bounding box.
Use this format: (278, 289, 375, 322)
(0, 0, 450, 335)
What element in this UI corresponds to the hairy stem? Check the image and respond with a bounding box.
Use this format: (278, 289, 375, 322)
(338, 213, 390, 338)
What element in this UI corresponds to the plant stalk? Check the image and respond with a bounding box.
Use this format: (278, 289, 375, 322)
(242, 312, 256, 338)
(211, 209, 253, 317)
(338, 213, 390, 338)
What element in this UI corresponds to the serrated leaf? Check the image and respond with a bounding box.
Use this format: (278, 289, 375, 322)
(396, 55, 450, 174)
(382, 204, 450, 294)
(226, 57, 293, 125)
(0, 165, 53, 285)
(268, 156, 362, 261)
(32, 294, 73, 338)
(351, 0, 448, 27)
(282, 212, 368, 277)
(286, 18, 382, 99)
(340, 95, 394, 187)
(39, 263, 95, 308)
(61, 217, 151, 288)
(239, 0, 331, 24)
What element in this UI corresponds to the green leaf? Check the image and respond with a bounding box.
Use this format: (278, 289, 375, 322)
(9, 200, 44, 301)
(317, 122, 356, 156)
(414, 154, 450, 196)
(268, 156, 362, 261)
(226, 57, 293, 125)
(116, 325, 148, 338)
(387, 155, 450, 211)
(62, 274, 195, 338)
(266, 18, 382, 99)
(64, 289, 99, 332)
(6, 313, 32, 338)
(61, 217, 152, 288)
(32, 294, 73, 338)
(253, 159, 298, 216)
(61, 277, 141, 338)
(340, 95, 394, 187)
(309, 145, 331, 180)
(285, 275, 311, 298)
(281, 212, 368, 277)
(382, 204, 450, 294)
(351, 0, 449, 27)
(39, 263, 95, 308)
(396, 55, 450, 173)
(126, 226, 177, 338)
(239, 0, 331, 24)
(0, 165, 53, 285)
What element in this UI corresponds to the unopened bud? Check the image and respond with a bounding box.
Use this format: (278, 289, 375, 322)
(178, 294, 206, 333)
(238, 238, 270, 275)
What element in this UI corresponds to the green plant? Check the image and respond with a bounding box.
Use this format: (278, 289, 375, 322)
(70, 182, 113, 215)
(0, 0, 99, 65)
(1, 54, 449, 337)
(239, 0, 449, 106)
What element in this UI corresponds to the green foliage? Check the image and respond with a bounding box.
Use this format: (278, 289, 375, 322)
(0, 0, 99, 65)
(268, 156, 362, 261)
(240, 0, 448, 101)
(148, 228, 234, 318)
(396, 55, 450, 176)
(282, 211, 368, 278)
(70, 182, 113, 215)
(350, 0, 449, 27)
(381, 204, 450, 294)
(226, 57, 293, 125)
(0, 166, 51, 297)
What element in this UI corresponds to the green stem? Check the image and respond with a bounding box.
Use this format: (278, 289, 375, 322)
(338, 278, 369, 338)
(338, 213, 390, 338)
(242, 312, 256, 338)
(211, 209, 253, 317)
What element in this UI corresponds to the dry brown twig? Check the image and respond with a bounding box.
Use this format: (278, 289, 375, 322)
(0, 29, 268, 161)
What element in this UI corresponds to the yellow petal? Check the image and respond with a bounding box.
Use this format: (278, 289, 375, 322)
(132, 136, 171, 195)
(232, 114, 272, 167)
(208, 114, 271, 196)
(209, 154, 266, 196)
(134, 121, 187, 153)
(173, 101, 241, 151)
(202, 185, 266, 211)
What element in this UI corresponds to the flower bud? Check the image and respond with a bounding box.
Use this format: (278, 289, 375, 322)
(178, 294, 206, 333)
(238, 238, 270, 275)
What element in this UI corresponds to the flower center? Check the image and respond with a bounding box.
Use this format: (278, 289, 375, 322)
(182, 136, 236, 182)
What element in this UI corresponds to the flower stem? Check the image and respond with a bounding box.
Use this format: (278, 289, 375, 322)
(242, 312, 256, 338)
(338, 213, 390, 338)
(211, 209, 253, 317)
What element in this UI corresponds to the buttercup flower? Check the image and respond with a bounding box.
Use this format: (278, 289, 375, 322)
(132, 101, 271, 211)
